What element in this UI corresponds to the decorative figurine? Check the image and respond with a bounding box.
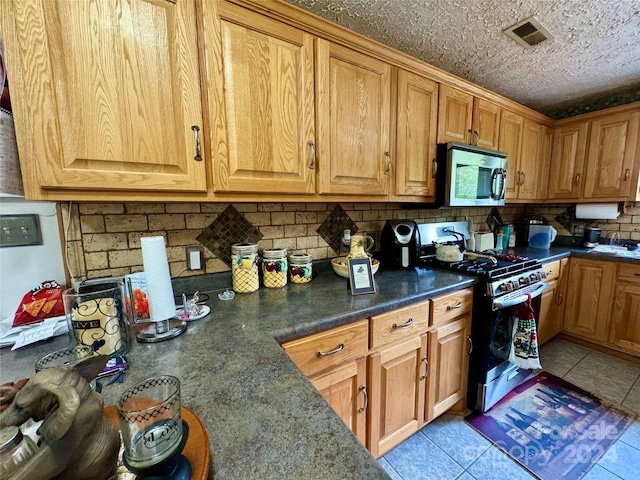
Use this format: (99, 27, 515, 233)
(0, 356, 120, 480)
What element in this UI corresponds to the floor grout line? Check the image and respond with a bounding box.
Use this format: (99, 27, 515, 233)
(619, 370, 640, 409)
(561, 348, 592, 378)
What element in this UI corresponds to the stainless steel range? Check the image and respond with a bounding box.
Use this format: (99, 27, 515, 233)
(416, 222, 549, 412)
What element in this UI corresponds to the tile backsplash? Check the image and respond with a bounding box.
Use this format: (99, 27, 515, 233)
(60, 201, 640, 281)
(61, 202, 525, 281)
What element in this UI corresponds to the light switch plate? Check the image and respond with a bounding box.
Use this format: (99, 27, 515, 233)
(0, 214, 42, 247)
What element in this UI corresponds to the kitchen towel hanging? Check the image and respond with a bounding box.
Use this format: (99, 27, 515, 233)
(575, 203, 620, 220)
(508, 293, 541, 369)
(141, 236, 176, 323)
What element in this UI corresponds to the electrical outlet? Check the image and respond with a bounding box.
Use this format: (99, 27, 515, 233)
(186, 245, 204, 270)
(369, 231, 381, 252)
(0, 214, 42, 247)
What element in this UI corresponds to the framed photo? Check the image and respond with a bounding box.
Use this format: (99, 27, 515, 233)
(348, 258, 376, 295)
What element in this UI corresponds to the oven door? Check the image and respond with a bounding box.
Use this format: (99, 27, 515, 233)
(475, 282, 548, 411)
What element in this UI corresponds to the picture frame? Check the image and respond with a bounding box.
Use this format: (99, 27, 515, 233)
(348, 257, 376, 295)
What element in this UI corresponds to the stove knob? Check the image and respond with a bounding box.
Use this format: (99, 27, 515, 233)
(519, 277, 529, 286)
(530, 273, 539, 282)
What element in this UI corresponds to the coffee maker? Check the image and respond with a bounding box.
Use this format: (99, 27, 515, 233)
(583, 227, 601, 248)
(380, 220, 419, 269)
(514, 215, 548, 247)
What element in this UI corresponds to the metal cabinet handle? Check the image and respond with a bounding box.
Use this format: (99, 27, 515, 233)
(384, 152, 392, 175)
(307, 141, 316, 170)
(466, 336, 473, 356)
(432, 158, 437, 178)
(635, 273, 640, 277)
(358, 385, 368, 413)
(557, 293, 563, 306)
(574, 173, 581, 185)
(419, 356, 429, 381)
(317, 343, 344, 357)
(468, 129, 473, 144)
(191, 125, 202, 161)
(393, 318, 413, 329)
(624, 169, 630, 182)
(446, 301, 463, 311)
(473, 130, 479, 145)
(520, 171, 526, 185)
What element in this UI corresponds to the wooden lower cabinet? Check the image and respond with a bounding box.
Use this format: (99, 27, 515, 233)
(537, 258, 569, 346)
(563, 258, 616, 342)
(608, 263, 640, 356)
(426, 315, 471, 422)
(368, 334, 427, 458)
(310, 357, 368, 445)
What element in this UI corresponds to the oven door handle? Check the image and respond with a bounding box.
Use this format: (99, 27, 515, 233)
(491, 282, 548, 311)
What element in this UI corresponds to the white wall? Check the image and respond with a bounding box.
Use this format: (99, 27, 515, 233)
(0, 198, 66, 318)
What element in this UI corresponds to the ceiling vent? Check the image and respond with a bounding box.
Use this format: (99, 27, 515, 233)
(503, 15, 553, 48)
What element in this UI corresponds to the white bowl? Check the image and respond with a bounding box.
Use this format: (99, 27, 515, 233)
(331, 256, 380, 278)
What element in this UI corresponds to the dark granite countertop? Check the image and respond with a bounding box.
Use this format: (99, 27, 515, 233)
(0, 264, 478, 480)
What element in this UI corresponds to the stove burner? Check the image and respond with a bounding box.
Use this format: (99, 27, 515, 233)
(421, 255, 540, 281)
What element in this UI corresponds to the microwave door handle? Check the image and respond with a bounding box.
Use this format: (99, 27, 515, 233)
(499, 169, 506, 199)
(491, 168, 505, 200)
(492, 282, 548, 311)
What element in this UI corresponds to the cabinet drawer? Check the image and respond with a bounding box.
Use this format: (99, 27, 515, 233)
(542, 260, 561, 281)
(369, 300, 430, 349)
(282, 320, 369, 377)
(617, 263, 640, 285)
(430, 288, 473, 327)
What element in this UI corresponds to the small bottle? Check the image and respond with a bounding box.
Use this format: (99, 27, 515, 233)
(231, 243, 260, 293)
(262, 248, 288, 288)
(508, 232, 516, 249)
(495, 232, 504, 253)
(0, 426, 38, 477)
(289, 253, 313, 284)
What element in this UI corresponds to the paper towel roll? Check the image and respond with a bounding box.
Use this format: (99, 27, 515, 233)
(575, 203, 620, 220)
(141, 236, 176, 322)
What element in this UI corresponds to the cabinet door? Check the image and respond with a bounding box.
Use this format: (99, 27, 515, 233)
(547, 122, 589, 200)
(499, 110, 524, 200)
(472, 98, 501, 150)
(3, 0, 206, 196)
(536, 125, 553, 199)
(583, 111, 640, 199)
(518, 118, 545, 200)
(316, 39, 391, 195)
(437, 85, 473, 144)
(209, 3, 315, 194)
(537, 279, 558, 346)
(310, 357, 367, 445)
(426, 315, 471, 422)
(608, 283, 640, 355)
(563, 258, 615, 342)
(395, 70, 438, 197)
(368, 334, 427, 458)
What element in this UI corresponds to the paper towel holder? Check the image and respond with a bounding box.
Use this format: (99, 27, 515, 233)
(135, 317, 187, 343)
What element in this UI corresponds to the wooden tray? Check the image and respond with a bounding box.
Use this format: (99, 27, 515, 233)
(104, 405, 210, 480)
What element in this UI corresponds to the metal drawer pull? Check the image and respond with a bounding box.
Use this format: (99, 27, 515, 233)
(307, 141, 316, 169)
(635, 273, 640, 277)
(420, 356, 429, 381)
(432, 158, 437, 178)
(466, 336, 473, 356)
(317, 343, 344, 357)
(358, 385, 368, 413)
(384, 152, 392, 175)
(191, 125, 202, 161)
(446, 302, 463, 311)
(393, 318, 413, 329)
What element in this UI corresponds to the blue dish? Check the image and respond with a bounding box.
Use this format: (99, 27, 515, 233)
(626, 243, 639, 251)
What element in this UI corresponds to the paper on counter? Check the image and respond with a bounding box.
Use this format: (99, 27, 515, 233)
(0, 314, 68, 350)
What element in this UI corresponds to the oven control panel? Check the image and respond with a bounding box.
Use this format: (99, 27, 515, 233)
(488, 268, 547, 297)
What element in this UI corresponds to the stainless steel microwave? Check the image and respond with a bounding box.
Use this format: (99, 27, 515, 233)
(436, 142, 507, 207)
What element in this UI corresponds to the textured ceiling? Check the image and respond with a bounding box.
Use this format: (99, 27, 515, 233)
(283, 0, 640, 118)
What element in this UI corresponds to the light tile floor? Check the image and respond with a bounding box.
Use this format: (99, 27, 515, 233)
(379, 338, 640, 480)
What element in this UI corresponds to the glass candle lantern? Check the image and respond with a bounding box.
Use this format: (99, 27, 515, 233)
(62, 284, 131, 356)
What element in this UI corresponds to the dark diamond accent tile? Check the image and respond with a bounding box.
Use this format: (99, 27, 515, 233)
(196, 205, 263, 268)
(316, 205, 358, 255)
(555, 207, 590, 237)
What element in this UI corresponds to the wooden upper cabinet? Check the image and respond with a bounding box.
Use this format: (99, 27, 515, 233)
(2, 0, 206, 196)
(394, 70, 438, 197)
(437, 85, 473, 144)
(499, 110, 524, 200)
(472, 98, 501, 150)
(547, 122, 589, 200)
(206, 2, 315, 194)
(518, 118, 547, 200)
(583, 111, 640, 199)
(537, 125, 553, 199)
(316, 39, 391, 195)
